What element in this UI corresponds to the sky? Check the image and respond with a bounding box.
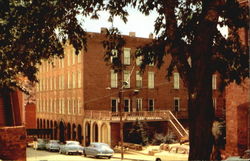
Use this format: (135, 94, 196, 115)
(80, 8, 158, 38)
(80, 8, 228, 39)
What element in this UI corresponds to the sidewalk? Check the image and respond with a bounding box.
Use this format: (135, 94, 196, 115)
(112, 153, 155, 161)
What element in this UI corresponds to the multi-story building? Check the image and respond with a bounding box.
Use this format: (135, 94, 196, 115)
(35, 29, 224, 147)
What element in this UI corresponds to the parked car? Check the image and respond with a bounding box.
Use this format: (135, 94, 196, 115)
(45, 140, 60, 152)
(59, 141, 84, 155)
(33, 138, 48, 150)
(155, 145, 189, 161)
(83, 142, 114, 159)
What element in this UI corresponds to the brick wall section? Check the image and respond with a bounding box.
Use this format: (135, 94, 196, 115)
(225, 79, 250, 156)
(0, 126, 26, 161)
(25, 103, 36, 129)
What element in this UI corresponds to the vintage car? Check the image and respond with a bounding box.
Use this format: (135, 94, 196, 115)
(59, 141, 84, 155)
(83, 142, 114, 159)
(224, 150, 250, 161)
(33, 138, 48, 150)
(155, 145, 189, 161)
(45, 140, 60, 152)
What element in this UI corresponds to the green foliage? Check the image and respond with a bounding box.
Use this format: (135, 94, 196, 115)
(151, 132, 177, 145)
(127, 119, 149, 146)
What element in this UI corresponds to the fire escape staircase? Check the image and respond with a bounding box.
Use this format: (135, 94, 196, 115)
(168, 111, 189, 139)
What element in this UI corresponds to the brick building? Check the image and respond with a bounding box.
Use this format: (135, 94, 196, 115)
(35, 30, 224, 147)
(224, 0, 249, 157)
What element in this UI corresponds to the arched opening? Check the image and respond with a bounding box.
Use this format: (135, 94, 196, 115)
(101, 123, 108, 144)
(43, 119, 46, 138)
(36, 119, 39, 129)
(85, 122, 91, 146)
(54, 121, 58, 140)
(93, 123, 98, 142)
(46, 120, 50, 139)
(50, 120, 54, 139)
(67, 123, 71, 140)
(77, 125, 83, 144)
(72, 124, 76, 140)
(59, 121, 65, 142)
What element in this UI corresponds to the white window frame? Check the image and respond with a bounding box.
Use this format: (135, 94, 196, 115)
(136, 56, 142, 66)
(212, 74, 217, 90)
(174, 97, 180, 112)
(72, 98, 75, 114)
(111, 49, 118, 63)
(124, 70, 130, 88)
(148, 72, 154, 89)
(72, 48, 76, 64)
(78, 71, 81, 88)
(136, 98, 142, 111)
(67, 98, 71, 114)
(111, 70, 118, 88)
(68, 73, 71, 89)
(136, 71, 142, 88)
(174, 72, 180, 89)
(78, 98, 81, 115)
(123, 48, 131, 65)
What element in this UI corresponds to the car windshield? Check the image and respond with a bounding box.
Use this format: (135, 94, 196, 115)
(95, 143, 110, 148)
(50, 140, 59, 144)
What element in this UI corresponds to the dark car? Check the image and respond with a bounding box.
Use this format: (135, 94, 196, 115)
(83, 142, 114, 159)
(45, 140, 60, 152)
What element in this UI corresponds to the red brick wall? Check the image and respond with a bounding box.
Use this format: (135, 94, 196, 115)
(225, 79, 250, 156)
(0, 126, 26, 161)
(25, 103, 36, 129)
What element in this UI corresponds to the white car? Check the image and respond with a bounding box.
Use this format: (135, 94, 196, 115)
(224, 150, 250, 161)
(59, 141, 84, 155)
(155, 145, 189, 161)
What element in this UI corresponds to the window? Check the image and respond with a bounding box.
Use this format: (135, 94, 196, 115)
(59, 98, 62, 114)
(72, 72, 76, 88)
(61, 99, 65, 114)
(111, 49, 118, 63)
(148, 72, 154, 89)
(78, 71, 81, 88)
(148, 99, 154, 111)
(111, 99, 118, 112)
(123, 48, 131, 65)
(111, 70, 118, 88)
(136, 71, 142, 88)
(53, 76, 56, 90)
(72, 98, 75, 114)
(72, 48, 75, 64)
(67, 51, 71, 66)
(174, 97, 180, 112)
(77, 51, 82, 63)
(136, 98, 142, 111)
(212, 74, 217, 90)
(61, 75, 64, 89)
(68, 73, 71, 89)
(124, 70, 130, 88)
(136, 56, 142, 66)
(124, 99, 130, 112)
(50, 77, 52, 90)
(67, 98, 71, 114)
(174, 72, 180, 89)
(78, 99, 81, 115)
(213, 98, 217, 109)
(53, 99, 56, 113)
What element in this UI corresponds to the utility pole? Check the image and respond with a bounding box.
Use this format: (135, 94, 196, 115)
(118, 70, 124, 160)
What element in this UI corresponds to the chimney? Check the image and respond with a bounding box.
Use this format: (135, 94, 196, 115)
(100, 27, 108, 34)
(149, 33, 154, 39)
(129, 32, 136, 37)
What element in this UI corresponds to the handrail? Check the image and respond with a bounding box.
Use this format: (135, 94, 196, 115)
(168, 111, 189, 137)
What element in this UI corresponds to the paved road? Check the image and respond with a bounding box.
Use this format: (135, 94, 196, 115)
(26, 147, 155, 161)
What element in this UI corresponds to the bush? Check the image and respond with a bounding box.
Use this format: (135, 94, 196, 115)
(151, 132, 177, 145)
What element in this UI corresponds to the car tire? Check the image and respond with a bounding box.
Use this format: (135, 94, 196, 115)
(66, 151, 69, 155)
(59, 149, 62, 154)
(108, 156, 111, 159)
(83, 151, 87, 157)
(156, 158, 161, 161)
